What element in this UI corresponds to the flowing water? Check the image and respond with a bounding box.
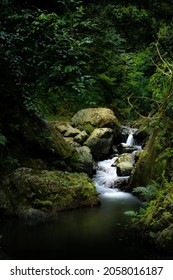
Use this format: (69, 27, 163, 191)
(0, 128, 151, 260)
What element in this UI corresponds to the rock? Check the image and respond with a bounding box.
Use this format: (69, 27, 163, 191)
(113, 177, 129, 190)
(0, 168, 99, 219)
(84, 128, 114, 160)
(63, 137, 81, 147)
(50, 121, 72, 134)
(51, 121, 82, 138)
(74, 130, 88, 144)
(133, 127, 149, 145)
(71, 108, 120, 133)
(128, 129, 159, 190)
(19, 207, 47, 220)
(64, 127, 81, 137)
(75, 146, 93, 175)
(114, 153, 135, 176)
(118, 143, 137, 153)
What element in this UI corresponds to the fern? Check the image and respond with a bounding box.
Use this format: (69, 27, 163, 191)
(124, 210, 138, 217)
(124, 210, 139, 222)
(133, 182, 159, 200)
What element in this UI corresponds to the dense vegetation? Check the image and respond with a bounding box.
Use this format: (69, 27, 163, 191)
(1, 0, 173, 255)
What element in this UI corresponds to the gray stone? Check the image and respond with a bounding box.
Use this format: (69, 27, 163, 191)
(115, 153, 135, 176)
(84, 128, 114, 160)
(75, 146, 93, 175)
(64, 127, 81, 137)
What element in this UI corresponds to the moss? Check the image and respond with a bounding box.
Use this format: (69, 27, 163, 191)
(33, 199, 53, 210)
(133, 179, 173, 253)
(84, 123, 95, 134)
(128, 128, 168, 190)
(1, 167, 99, 218)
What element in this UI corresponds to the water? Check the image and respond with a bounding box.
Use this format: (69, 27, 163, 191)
(0, 195, 143, 260)
(0, 129, 149, 260)
(126, 133, 134, 146)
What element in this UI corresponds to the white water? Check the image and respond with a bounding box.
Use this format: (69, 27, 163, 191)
(93, 128, 142, 200)
(93, 157, 130, 199)
(126, 133, 134, 146)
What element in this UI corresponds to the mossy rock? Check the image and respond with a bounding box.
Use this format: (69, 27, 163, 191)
(0, 168, 99, 219)
(71, 108, 120, 133)
(128, 129, 164, 190)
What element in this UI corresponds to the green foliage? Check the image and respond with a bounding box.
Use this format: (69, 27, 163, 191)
(0, 134, 7, 146)
(133, 181, 159, 201)
(1, 0, 173, 175)
(33, 199, 53, 208)
(2, 156, 19, 169)
(124, 210, 139, 223)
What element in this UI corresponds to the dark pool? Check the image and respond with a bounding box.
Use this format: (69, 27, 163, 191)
(0, 191, 154, 260)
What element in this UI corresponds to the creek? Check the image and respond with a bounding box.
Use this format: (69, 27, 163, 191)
(0, 128, 152, 260)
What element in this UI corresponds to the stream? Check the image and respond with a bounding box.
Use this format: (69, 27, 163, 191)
(0, 129, 153, 260)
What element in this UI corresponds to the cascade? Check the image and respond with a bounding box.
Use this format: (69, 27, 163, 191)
(93, 127, 141, 199)
(93, 157, 129, 198)
(126, 133, 134, 146)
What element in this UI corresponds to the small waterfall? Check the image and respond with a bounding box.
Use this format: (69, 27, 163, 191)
(93, 157, 129, 198)
(126, 133, 134, 146)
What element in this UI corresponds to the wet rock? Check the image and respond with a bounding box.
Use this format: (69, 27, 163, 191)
(113, 177, 129, 190)
(84, 128, 114, 160)
(114, 153, 135, 176)
(118, 143, 137, 154)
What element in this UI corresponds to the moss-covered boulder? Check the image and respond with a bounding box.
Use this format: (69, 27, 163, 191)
(71, 108, 120, 133)
(75, 146, 93, 176)
(0, 168, 99, 219)
(128, 129, 163, 190)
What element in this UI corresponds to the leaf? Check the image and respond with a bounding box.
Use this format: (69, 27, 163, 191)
(0, 134, 7, 146)
(98, 73, 116, 84)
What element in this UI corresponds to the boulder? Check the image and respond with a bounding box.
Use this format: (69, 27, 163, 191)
(113, 177, 129, 190)
(51, 121, 82, 138)
(114, 153, 135, 176)
(64, 127, 81, 137)
(75, 146, 93, 176)
(0, 168, 99, 219)
(71, 108, 120, 133)
(84, 128, 114, 160)
(74, 130, 88, 144)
